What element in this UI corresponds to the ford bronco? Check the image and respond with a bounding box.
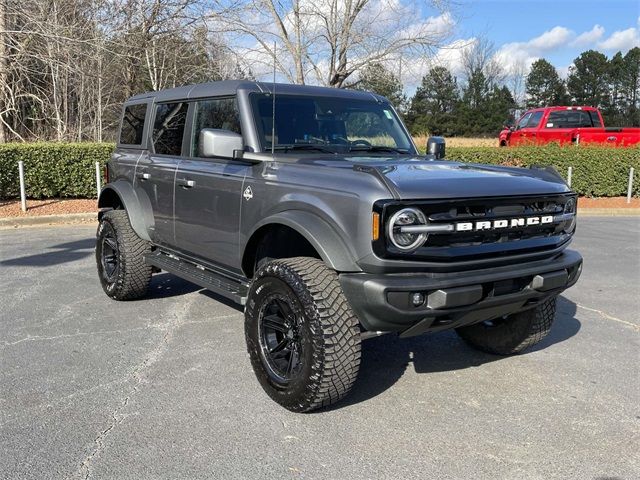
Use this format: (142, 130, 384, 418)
(96, 81, 582, 412)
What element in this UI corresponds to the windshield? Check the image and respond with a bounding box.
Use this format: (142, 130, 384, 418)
(250, 93, 415, 155)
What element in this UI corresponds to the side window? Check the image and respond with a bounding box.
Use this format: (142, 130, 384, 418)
(152, 102, 188, 156)
(516, 113, 532, 130)
(546, 110, 594, 128)
(526, 111, 543, 128)
(589, 111, 602, 127)
(546, 111, 568, 128)
(192, 98, 241, 157)
(119, 103, 148, 145)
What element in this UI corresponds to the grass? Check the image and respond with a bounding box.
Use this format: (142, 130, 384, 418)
(413, 136, 498, 149)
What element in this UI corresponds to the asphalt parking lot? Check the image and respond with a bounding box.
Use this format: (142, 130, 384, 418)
(1, 217, 638, 479)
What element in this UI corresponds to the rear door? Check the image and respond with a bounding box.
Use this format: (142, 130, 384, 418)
(174, 97, 249, 271)
(136, 101, 189, 247)
(538, 109, 595, 145)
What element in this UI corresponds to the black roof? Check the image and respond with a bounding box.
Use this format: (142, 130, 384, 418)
(126, 80, 386, 104)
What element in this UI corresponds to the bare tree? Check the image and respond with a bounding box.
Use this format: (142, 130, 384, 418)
(461, 36, 504, 87)
(0, 0, 6, 143)
(0, 0, 236, 142)
(507, 59, 528, 108)
(215, 0, 453, 87)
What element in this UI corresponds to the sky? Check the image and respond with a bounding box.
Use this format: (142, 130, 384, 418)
(231, 0, 639, 93)
(450, 0, 640, 77)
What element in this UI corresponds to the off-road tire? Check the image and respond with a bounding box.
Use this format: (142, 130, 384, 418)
(96, 209, 152, 300)
(455, 297, 557, 355)
(245, 257, 361, 412)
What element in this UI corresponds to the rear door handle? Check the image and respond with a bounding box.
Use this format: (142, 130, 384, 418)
(177, 178, 196, 188)
(137, 172, 150, 180)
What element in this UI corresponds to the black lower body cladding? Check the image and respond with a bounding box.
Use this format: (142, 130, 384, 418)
(339, 250, 582, 336)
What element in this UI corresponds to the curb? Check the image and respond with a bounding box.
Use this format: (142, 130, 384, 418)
(577, 208, 640, 216)
(0, 212, 97, 228)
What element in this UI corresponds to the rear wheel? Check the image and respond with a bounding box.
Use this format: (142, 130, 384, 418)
(455, 297, 557, 355)
(96, 210, 152, 300)
(245, 257, 361, 412)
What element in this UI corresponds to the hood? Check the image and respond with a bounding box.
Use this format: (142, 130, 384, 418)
(303, 157, 570, 199)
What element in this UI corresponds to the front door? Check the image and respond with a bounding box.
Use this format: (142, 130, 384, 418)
(174, 97, 249, 271)
(510, 111, 543, 146)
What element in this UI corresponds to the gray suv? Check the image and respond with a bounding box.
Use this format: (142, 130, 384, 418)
(97, 80, 582, 412)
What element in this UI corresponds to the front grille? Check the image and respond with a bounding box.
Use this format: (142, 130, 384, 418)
(424, 197, 565, 247)
(375, 194, 575, 262)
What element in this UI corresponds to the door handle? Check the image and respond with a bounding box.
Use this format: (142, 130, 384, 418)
(177, 178, 196, 188)
(137, 172, 150, 180)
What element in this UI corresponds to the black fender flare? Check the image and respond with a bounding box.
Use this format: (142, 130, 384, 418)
(243, 210, 362, 273)
(97, 180, 154, 241)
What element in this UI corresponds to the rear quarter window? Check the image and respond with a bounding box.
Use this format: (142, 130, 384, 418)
(119, 103, 148, 145)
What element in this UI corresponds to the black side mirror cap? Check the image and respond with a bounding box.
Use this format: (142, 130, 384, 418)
(426, 136, 446, 160)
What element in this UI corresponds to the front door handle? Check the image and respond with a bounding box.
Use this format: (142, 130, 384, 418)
(137, 172, 150, 180)
(177, 178, 196, 188)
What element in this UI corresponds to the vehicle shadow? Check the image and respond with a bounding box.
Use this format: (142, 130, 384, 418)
(0, 238, 95, 267)
(199, 288, 245, 312)
(145, 273, 202, 299)
(326, 296, 581, 411)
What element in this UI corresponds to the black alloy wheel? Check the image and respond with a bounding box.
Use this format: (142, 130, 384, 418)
(258, 294, 304, 383)
(99, 222, 119, 283)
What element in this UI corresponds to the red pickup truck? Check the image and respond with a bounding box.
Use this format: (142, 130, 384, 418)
(499, 106, 640, 147)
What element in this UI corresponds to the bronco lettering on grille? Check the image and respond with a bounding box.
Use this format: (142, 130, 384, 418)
(455, 215, 554, 232)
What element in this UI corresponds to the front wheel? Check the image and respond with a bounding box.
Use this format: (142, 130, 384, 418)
(455, 297, 557, 355)
(245, 257, 361, 412)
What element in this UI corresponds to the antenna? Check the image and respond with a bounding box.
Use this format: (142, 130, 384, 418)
(271, 41, 276, 156)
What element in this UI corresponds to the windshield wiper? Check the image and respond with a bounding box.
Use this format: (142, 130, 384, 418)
(271, 144, 336, 154)
(349, 145, 410, 154)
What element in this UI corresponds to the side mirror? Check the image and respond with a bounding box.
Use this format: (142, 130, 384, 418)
(426, 136, 446, 160)
(199, 128, 244, 159)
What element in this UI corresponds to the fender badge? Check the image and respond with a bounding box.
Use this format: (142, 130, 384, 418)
(243, 186, 253, 201)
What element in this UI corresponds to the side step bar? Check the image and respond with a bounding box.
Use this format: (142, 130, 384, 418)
(145, 250, 249, 305)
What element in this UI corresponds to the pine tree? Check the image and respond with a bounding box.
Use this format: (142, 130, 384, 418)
(525, 59, 568, 107)
(620, 47, 640, 126)
(567, 50, 610, 107)
(406, 66, 458, 135)
(455, 68, 490, 135)
(355, 63, 406, 111)
(486, 85, 517, 132)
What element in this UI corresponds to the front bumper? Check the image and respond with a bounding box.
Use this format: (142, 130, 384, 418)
(339, 250, 582, 337)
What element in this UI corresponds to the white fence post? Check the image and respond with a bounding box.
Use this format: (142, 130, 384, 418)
(95, 162, 102, 197)
(567, 166, 572, 187)
(18, 161, 27, 212)
(628, 167, 635, 204)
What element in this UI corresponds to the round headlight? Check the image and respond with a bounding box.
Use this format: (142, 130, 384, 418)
(564, 197, 576, 213)
(388, 208, 428, 251)
(564, 197, 577, 232)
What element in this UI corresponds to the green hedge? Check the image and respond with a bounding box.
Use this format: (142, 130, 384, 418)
(0, 143, 114, 199)
(0, 142, 638, 199)
(444, 145, 640, 197)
